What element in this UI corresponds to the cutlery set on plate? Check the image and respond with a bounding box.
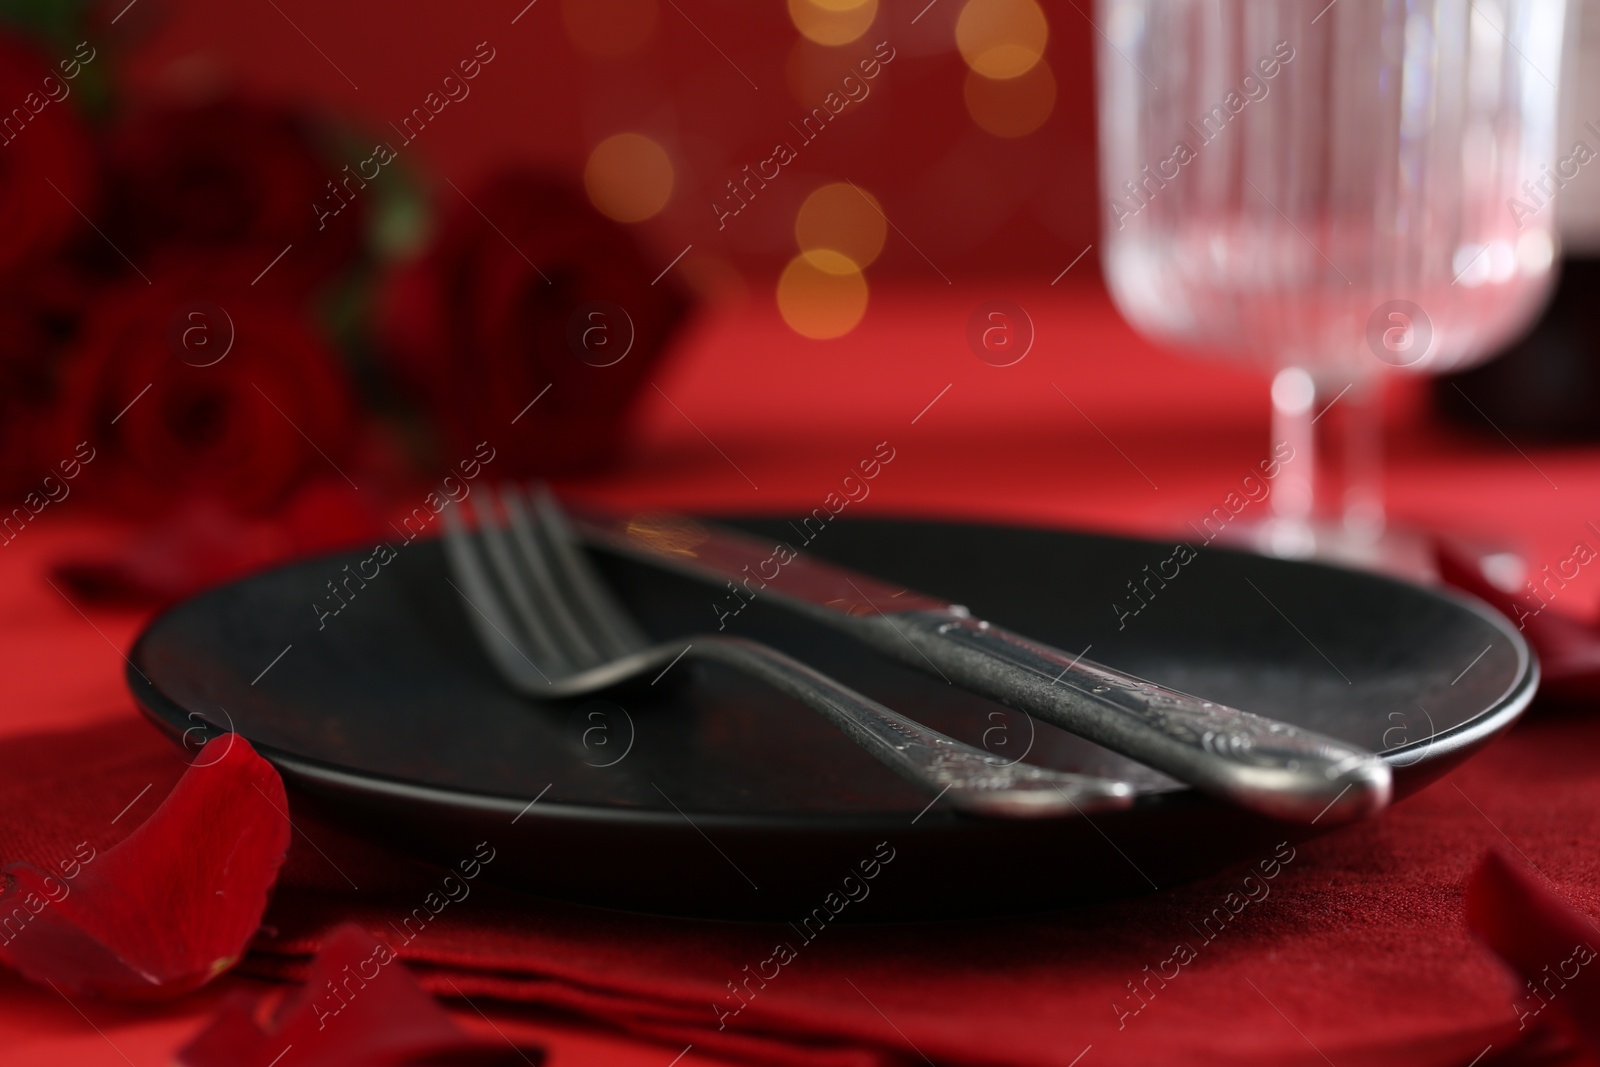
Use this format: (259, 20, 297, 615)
(442, 486, 1393, 826)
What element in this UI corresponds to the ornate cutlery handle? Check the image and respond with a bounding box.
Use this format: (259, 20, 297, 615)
(858, 610, 1391, 824)
(694, 637, 1135, 819)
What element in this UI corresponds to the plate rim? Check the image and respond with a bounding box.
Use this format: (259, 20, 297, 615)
(126, 515, 1540, 828)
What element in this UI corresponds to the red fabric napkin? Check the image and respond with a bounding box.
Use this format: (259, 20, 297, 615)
(178, 923, 544, 1066)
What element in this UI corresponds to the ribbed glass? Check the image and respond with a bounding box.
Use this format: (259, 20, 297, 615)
(1097, 0, 1568, 381)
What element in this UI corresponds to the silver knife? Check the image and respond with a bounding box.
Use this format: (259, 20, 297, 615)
(572, 509, 1392, 825)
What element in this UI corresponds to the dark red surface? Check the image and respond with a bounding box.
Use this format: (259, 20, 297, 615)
(3, 285, 1600, 1065)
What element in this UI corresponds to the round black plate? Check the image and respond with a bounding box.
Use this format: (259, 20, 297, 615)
(128, 517, 1536, 920)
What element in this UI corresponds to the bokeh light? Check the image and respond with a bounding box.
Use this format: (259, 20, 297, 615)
(956, 0, 1048, 79)
(562, 0, 658, 57)
(963, 59, 1055, 137)
(777, 250, 869, 339)
(795, 182, 887, 269)
(788, 0, 879, 47)
(583, 133, 674, 223)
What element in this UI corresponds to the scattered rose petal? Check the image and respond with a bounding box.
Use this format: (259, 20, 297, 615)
(179, 923, 541, 1066)
(1466, 849, 1600, 1051)
(0, 734, 290, 999)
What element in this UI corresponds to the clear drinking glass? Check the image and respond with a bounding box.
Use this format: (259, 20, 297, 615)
(1096, 0, 1569, 570)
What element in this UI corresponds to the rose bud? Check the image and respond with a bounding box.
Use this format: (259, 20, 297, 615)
(377, 167, 692, 475)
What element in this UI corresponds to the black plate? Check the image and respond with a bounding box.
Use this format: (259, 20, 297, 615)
(128, 517, 1536, 920)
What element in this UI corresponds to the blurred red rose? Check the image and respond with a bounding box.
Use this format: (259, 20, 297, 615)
(0, 33, 97, 489)
(99, 95, 365, 294)
(0, 285, 61, 493)
(0, 33, 95, 275)
(56, 267, 357, 515)
(378, 167, 691, 475)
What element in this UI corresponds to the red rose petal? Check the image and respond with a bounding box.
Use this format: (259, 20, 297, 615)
(0, 734, 291, 999)
(179, 923, 541, 1066)
(1466, 849, 1600, 1050)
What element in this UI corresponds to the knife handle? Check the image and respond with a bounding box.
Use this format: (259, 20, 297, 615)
(861, 609, 1392, 825)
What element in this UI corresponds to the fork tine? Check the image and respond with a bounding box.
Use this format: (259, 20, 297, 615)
(469, 487, 571, 672)
(500, 485, 605, 668)
(438, 503, 550, 689)
(529, 484, 649, 656)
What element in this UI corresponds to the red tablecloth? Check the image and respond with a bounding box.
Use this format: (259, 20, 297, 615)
(4, 281, 1600, 1066)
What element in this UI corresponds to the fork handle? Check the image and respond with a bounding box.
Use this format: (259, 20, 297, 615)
(692, 637, 1133, 819)
(849, 611, 1392, 825)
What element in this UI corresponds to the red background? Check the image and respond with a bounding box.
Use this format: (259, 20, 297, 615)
(117, 0, 1100, 286)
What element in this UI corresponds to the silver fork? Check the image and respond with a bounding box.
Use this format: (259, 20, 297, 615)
(438, 484, 1135, 819)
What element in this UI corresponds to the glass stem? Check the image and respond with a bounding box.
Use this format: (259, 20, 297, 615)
(1269, 369, 1385, 549)
(1337, 377, 1386, 540)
